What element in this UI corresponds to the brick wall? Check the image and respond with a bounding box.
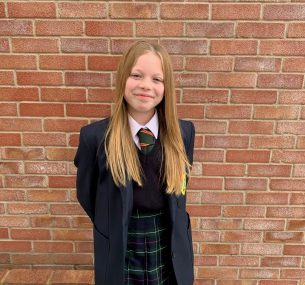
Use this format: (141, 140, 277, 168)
(1, 1, 305, 284)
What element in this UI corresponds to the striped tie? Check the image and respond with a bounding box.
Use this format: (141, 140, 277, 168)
(137, 128, 155, 154)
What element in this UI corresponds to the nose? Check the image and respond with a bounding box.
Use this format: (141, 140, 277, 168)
(139, 77, 151, 90)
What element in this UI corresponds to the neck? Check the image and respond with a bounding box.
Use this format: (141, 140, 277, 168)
(129, 110, 155, 126)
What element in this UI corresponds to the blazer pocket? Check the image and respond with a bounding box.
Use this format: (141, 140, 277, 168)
(93, 224, 109, 284)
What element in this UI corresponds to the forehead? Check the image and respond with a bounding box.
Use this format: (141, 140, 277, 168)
(132, 52, 163, 72)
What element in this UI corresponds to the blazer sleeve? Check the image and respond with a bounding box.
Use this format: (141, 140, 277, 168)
(74, 127, 97, 222)
(186, 121, 195, 166)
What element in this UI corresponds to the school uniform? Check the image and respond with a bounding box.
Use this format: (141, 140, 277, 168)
(74, 115, 195, 285)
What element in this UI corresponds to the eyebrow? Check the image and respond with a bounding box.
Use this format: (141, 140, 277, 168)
(131, 68, 163, 77)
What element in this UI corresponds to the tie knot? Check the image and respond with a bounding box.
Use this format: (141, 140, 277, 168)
(137, 128, 155, 154)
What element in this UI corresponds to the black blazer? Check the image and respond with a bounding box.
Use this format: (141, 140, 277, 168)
(74, 118, 195, 285)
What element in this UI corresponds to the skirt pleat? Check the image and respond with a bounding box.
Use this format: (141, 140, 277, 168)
(124, 210, 174, 285)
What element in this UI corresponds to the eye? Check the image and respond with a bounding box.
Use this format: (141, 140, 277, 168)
(154, 77, 164, 83)
(130, 73, 141, 79)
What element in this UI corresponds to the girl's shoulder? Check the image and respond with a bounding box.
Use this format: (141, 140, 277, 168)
(79, 117, 110, 148)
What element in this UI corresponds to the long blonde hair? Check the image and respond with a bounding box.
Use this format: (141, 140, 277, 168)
(105, 41, 191, 196)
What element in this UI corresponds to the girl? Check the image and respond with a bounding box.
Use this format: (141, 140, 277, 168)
(74, 41, 195, 285)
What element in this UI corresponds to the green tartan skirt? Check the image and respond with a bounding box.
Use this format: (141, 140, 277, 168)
(124, 210, 175, 285)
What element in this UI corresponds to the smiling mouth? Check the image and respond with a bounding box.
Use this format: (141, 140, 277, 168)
(136, 94, 153, 99)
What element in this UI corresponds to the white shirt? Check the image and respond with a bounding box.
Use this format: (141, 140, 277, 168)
(128, 112, 159, 150)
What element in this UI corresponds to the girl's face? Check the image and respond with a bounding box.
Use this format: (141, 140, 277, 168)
(124, 52, 164, 125)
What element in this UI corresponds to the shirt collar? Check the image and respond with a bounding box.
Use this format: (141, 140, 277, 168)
(128, 112, 159, 141)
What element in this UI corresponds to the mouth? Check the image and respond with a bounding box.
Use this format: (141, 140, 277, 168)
(135, 94, 153, 99)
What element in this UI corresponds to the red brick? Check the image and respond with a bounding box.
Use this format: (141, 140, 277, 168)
(176, 73, 207, 88)
(20, 103, 64, 117)
(177, 105, 204, 119)
(0, 216, 29, 227)
(0, 20, 33, 35)
(0, 162, 22, 174)
(31, 216, 70, 228)
(46, 148, 75, 161)
(231, 90, 277, 104)
(88, 88, 114, 103)
(8, 2, 55, 18)
(71, 217, 92, 229)
(277, 122, 305, 135)
(283, 58, 305, 72)
(49, 176, 75, 188)
(0, 55, 36, 69)
(267, 207, 305, 218)
(41, 88, 86, 102)
(265, 232, 304, 243)
(235, 57, 281, 72)
(66, 103, 111, 118)
(0, 3, 4, 17)
(17, 72, 63, 86)
(160, 4, 208, 19)
(86, 21, 133, 36)
(210, 40, 258, 55)
(242, 243, 282, 255)
(293, 165, 305, 177)
(218, 281, 257, 285)
(0, 103, 17, 116)
(270, 178, 305, 191)
(88, 56, 120, 71)
(284, 245, 305, 256)
(202, 164, 245, 177)
(260, 40, 305, 56)
(136, 21, 183, 37)
(246, 192, 289, 205)
(248, 165, 291, 178)
(287, 220, 305, 231)
(237, 23, 285, 38)
(288, 23, 305, 37)
(227, 151, 270, 163)
(281, 269, 305, 279)
(50, 270, 94, 284)
(0, 133, 21, 146)
(2, 147, 44, 160)
(198, 267, 237, 279)
(44, 119, 86, 132)
(23, 133, 66, 146)
(34, 242, 73, 253)
(0, 71, 14, 85)
(0, 118, 42, 132)
(194, 150, 224, 163)
(111, 3, 157, 19)
(297, 137, 305, 148)
(207, 105, 252, 118)
(221, 231, 262, 243)
(225, 178, 267, 191)
(52, 229, 92, 241)
(40, 55, 85, 70)
(75, 242, 93, 253)
(8, 203, 48, 215)
(209, 73, 256, 88)
(0, 87, 39, 101)
(229, 120, 274, 134)
(187, 205, 221, 217)
(224, 206, 265, 217)
(201, 192, 243, 204)
(28, 190, 68, 202)
(251, 136, 295, 149)
(186, 57, 233, 72)
(65, 72, 110, 87)
(205, 135, 249, 148)
(201, 219, 242, 230)
(240, 269, 279, 279)
(260, 281, 297, 285)
(161, 39, 207, 55)
(24, 162, 67, 175)
(183, 90, 228, 104)
(61, 38, 108, 53)
(262, 256, 301, 268)
(264, 4, 305, 20)
(0, 38, 9, 51)
(0, 189, 25, 202)
(59, 2, 106, 18)
(12, 38, 58, 53)
(201, 244, 239, 255)
(258, 74, 304, 89)
(219, 256, 259, 267)
(50, 204, 83, 216)
(11, 229, 50, 240)
(194, 121, 227, 134)
(212, 4, 260, 20)
(272, 151, 305, 163)
(1, 242, 32, 254)
(186, 23, 234, 38)
(36, 20, 83, 36)
(6, 176, 47, 188)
